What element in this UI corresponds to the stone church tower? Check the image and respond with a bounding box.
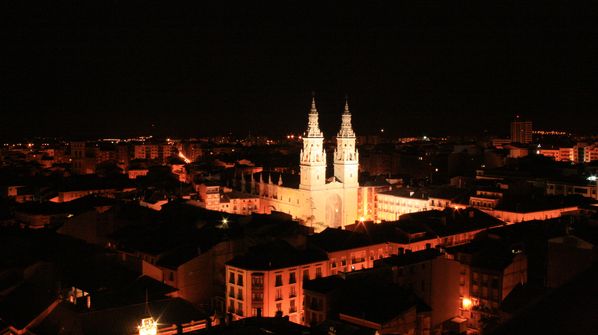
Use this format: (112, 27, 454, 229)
(333, 98, 359, 227)
(254, 95, 360, 231)
(299, 96, 327, 190)
(334, 98, 359, 186)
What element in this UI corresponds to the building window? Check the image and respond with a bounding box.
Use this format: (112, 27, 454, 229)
(290, 299, 297, 313)
(228, 300, 234, 313)
(229, 272, 235, 284)
(289, 272, 296, 284)
(252, 292, 263, 301)
(316, 267, 322, 278)
(251, 274, 264, 288)
(290, 286, 296, 298)
(303, 269, 310, 281)
(237, 274, 244, 286)
(276, 303, 282, 312)
(275, 274, 283, 287)
(237, 288, 243, 300)
(237, 302, 243, 316)
(275, 288, 283, 301)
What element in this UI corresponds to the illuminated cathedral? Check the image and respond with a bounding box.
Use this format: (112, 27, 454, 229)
(244, 97, 359, 232)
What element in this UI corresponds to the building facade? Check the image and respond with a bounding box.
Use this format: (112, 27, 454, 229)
(252, 98, 360, 231)
(510, 119, 533, 144)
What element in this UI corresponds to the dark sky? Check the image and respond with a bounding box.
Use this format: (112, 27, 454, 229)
(2, 2, 597, 140)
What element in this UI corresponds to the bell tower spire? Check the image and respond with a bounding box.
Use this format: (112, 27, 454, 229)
(300, 94, 326, 190)
(337, 96, 355, 138)
(334, 97, 359, 186)
(306, 93, 323, 138)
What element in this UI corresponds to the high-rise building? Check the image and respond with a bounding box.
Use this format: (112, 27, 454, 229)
(510, 117, 533, 144)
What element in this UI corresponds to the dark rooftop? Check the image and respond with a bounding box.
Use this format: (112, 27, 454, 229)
(0, 282, 57, 329)
(347, 208, 504, 245)
(496, 194, 587, 212)
(57, 175, 135, 192)
(309, 228, 375, 252)
(33, 298, 206, 335)
(446, 238, 522, 271)
(339, 280, 425, 325)
(375, 248, 441, 268)
(311, 319, 376, 335)
(227, 240, 327, 271)
(303, 275, 345, 293)
(14, 196, 117, 216)
(192, 316, 310, 335)
(379, 186, 470, 202)
(493, 264, 598, 335)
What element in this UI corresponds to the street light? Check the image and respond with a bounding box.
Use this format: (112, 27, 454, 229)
(138, 317, 157, 335)
(462, 297, 473, 310)
(588, 175, 597, 200)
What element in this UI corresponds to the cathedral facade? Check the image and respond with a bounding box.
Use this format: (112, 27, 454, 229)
(242, 97, 359, 232)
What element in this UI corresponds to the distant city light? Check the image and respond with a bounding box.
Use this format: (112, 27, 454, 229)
(588, 175, 597, 182)
(359, 216, 365, 223)
(177, 152, 191, 164)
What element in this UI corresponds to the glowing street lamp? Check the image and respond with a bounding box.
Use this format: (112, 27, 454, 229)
(462, 297, 473, 310)
(138, 317, 157, 335)
(218, 217, 229, 229)
(589, 176, 598, 201)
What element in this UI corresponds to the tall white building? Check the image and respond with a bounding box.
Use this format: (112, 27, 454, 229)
(245, 97, 359, 231)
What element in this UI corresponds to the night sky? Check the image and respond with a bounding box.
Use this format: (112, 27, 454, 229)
(2, 2, 597, 140)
